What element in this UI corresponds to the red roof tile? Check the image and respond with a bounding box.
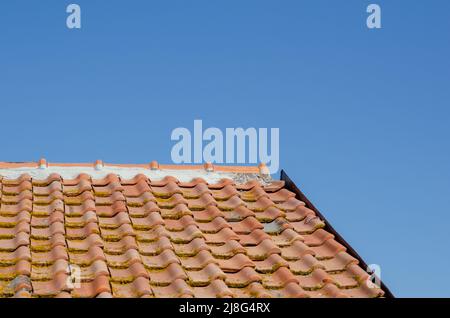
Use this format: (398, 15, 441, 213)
(0, 161, 386, 298)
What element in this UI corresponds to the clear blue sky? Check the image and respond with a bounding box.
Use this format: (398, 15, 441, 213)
(1, 1, 449, 297)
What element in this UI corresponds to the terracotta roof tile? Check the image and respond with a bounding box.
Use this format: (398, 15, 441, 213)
(0, 165, 386, 298)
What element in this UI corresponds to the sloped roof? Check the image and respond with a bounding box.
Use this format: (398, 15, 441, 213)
(0, 160, 385, 298)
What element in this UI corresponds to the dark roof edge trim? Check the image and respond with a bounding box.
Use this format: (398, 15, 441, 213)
(280, 170, 394, 298)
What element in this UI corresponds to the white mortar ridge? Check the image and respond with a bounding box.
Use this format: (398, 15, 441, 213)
(0, 165, 269, 184)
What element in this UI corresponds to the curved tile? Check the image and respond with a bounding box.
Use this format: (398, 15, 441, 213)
(31, 211, 64, 227)
(290, 215, 325, 234)
(100, 223, 135, 241)
(0, 246, 31, 265)
(173, 237, 210, 257)
(92, 174, 121, 187)
(135, 224, 170, 242)
(196, 217, 230, 233)
(207, 179, 234, 190)
(329, 271, 359, 289)
(2, 181, 32, 195)
(137, 236, 173, 256)
(72, 275, 112, 298)
(62, 174, 91, 187)
(209, 240, 246, 259)
(69, 246, 106, 266)
(2, 191, 33, 204)
(269, 282, 308, 298)
(160, 204, 192, 219)
(126, 192, 156, 207)
(0, 259, 31, 280)
(111, 276, 153, 297)
(235, 180, 260, 191)
(178, 177, 207, 188)
(240, 186, 268, 202)
(120, 174, 148, 186)
(271, 228, 304, 247)
(164, 215, 196, 231)
(230, 282, 271, 298)
(110, 262, 149, 283)
(187, 263, 226, 286)
(275, 197, 306, 211)
(217, 195, 245, 211)
(225, 267, 262, 288)
(0, 222, 30, 238)
(142, 249, 180, 270)
(95, 201, 127, 217)
(65, 210, 97, 227)
(105, 248, 141, 268)
(151, 278, 193, 298)
(339, 281, 384, 298)
(148, 263, 187, 286)
(0, 232, 30, 252)
(191, 205, 224, 222)
(130, 212, 164, 230)
(65, 199, 95, 217)
(63, 179, 92, 196)
(254, 254, 288, 273)
(93, 181, 124, 196)
(0, 211, 31, 227)
(181, 183, 211, 199)
(32, 271, 70, 296)
(219, 253, 255, 273)
(67, 234, 103, 252)
(210, 184, 239, 200)
(0, 200, 32, 214)
(223, 205, 255, 221)
(187, 193, 217, 209)
(281, 241, 315, 261)
(123, 180, 151, 197)
(262, 267, 298, 288)
(95, 192, 126, 205)
(203, 227, 239, 244)
(32, 245, 68, 266)
(262, 181, 285, 193)
(150, 176, 179, 187)
(33, 181, 62, 196)
(320, 251, 359, 272)
(296, 268, 334, 290)
(31, 222, 65, 240)
(33, 191, 64, 205)
(246, 239, 281, 261)
(156, 193, 188, 209)
(180, 250, 217, 270)
(229, 216, 263, 234)
(245, 197, 274, 212)
(64, 191, 95, 206)
(128, 201, 160, 217)
(33, 173, 62, 187)
(78, 260, 110, 281)
(33, 200, 65, 216)
(103, 235, 138, 254)
(285, 205, 316, 222)
(99, 211, 131, 229)
(151, 181, 182, 197)
(267, 189, 296, 203)
(238, 229, 270, 246)
(254, 206, 285, 222)
(303, 229, 334, 246)
(309, 239, 346, 260)
(192, 279, 234, 298)
(289, 254, 324, 275)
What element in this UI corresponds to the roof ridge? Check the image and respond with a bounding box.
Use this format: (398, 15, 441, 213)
(0, 160, 269, 174)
